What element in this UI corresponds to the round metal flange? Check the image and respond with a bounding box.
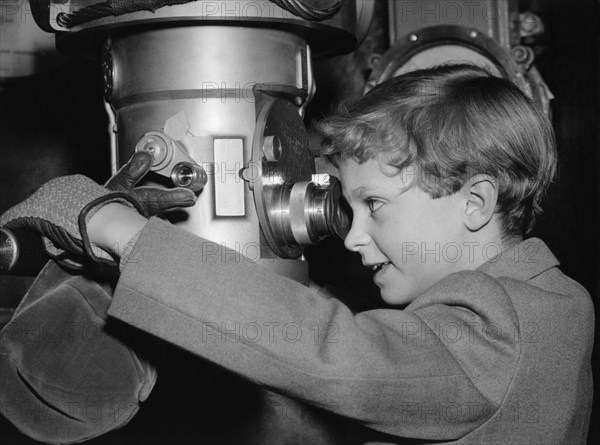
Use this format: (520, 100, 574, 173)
(289, 181, 315, 246)
(366, 25, 528, 94)
(251, 98, 314, 259)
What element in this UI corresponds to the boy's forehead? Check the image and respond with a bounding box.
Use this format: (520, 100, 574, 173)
(338, 157, 412, 198)
(338, 157, 403, 179)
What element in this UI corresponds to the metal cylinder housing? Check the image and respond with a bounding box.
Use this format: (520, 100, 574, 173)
(108, 26, 313, 279)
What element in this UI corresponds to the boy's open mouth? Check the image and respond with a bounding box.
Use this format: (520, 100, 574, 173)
(370, 261, 391, 273)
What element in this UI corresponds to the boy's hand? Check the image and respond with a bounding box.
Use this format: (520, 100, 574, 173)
(0, 175, 143, 266)
(105, 151, 196, 217)
(0, 152, 196, 268)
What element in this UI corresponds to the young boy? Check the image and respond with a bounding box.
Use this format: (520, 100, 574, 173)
(1, 64, 594, 443)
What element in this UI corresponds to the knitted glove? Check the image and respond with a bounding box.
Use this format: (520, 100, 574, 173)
(0, 175, 144, 269)
(104, 151, 196, 217)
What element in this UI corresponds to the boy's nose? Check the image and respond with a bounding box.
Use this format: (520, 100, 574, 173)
(344, 219, 371, 252)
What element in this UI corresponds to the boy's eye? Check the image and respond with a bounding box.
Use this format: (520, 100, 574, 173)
(367, 199, 384, 213)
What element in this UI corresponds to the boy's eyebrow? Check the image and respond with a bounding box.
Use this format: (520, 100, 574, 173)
(352, 186, 373, 198)
(343, 186, 376, 201)
(343, 185, 408, 201)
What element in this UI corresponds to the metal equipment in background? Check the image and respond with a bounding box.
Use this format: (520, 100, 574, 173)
(20, 0, 370, 283)
(368, 0, 552, 114)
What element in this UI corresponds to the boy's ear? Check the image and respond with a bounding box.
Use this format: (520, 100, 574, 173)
(462, 174, 498, 231)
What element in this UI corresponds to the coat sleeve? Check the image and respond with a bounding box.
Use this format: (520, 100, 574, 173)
(0, 261, 157, 444)
(109, 217, 520, 441)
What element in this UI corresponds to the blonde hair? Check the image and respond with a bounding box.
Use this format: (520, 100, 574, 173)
(317, 64, 557, 236)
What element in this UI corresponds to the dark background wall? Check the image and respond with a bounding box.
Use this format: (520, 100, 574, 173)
(0, 59, 111, 308)
(0, 0, 598, 443)
(531, 1, 600, 441)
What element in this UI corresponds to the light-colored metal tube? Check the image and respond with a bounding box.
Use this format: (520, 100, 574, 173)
(109, 26, 309, 278)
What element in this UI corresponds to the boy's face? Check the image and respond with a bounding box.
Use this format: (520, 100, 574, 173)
(339, 157, 472, 305)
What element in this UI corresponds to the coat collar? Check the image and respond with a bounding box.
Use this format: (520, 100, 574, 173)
(477, 238, 559, 281)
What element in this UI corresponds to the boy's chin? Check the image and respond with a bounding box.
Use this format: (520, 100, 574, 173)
(379, 288, 418, 306)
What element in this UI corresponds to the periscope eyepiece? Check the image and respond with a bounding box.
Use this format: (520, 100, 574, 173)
(288, 175, 350, 245)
